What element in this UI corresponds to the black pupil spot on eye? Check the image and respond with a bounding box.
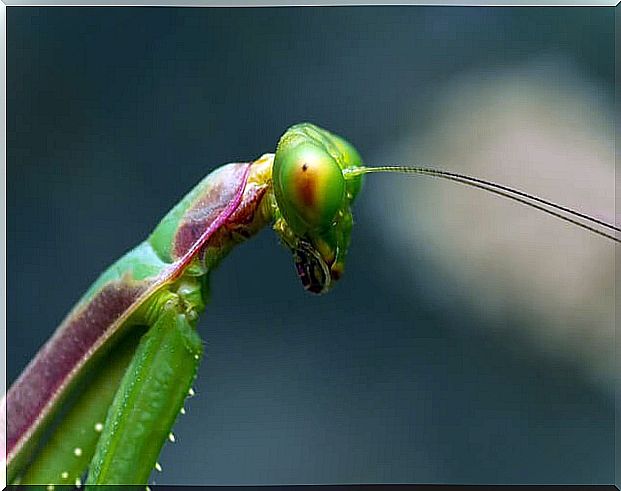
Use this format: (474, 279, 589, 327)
(302, 163, 308, 172)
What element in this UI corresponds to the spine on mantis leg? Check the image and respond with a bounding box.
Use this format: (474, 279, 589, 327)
(86, 291, 204, 486)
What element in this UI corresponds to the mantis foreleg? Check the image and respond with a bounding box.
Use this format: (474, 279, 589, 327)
(85, 292, 203, 485)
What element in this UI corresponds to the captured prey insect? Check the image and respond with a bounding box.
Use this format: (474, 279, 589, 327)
(3, 123, 619, 487)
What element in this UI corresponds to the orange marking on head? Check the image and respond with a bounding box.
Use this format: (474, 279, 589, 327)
(296, 162, 316, 207)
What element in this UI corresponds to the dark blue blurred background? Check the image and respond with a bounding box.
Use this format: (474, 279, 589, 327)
(8, 7, 615, 484)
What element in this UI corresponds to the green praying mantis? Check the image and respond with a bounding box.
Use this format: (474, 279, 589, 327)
(3, 123, 619, 487)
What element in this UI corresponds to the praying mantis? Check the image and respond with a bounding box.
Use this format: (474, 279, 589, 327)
(3, 123, 618, 487)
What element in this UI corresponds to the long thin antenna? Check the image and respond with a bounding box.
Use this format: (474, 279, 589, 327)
(344, 165, 619, 244)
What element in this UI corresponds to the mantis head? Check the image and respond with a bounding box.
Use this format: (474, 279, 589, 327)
(272, 123, 364, 294)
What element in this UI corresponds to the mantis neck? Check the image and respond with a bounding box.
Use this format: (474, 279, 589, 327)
(198, 153, 277, 276)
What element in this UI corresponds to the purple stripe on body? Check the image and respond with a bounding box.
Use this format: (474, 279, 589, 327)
(6, 280, 148, 457)
(172, 164, 250, 261)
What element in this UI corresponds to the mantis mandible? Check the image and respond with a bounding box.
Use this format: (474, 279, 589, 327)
(3, 123, 619, 487)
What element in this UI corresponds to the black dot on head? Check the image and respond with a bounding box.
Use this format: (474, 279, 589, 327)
(302, 163, 308, 171)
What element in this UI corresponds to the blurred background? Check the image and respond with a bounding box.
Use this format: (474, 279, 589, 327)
(7, 6, 615, 485)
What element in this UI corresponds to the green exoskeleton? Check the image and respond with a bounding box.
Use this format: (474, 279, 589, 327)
(3, 123, 618, 487)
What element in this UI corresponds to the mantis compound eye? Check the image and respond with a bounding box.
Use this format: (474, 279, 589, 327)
(273, 141, 345, 235)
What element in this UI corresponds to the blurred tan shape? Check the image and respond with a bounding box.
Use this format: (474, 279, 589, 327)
(367, 58, 615, 392)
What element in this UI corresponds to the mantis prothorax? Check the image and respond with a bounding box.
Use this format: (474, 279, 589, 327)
(3, 123, 618, 487)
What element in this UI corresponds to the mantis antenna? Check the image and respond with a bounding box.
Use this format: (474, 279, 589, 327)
(344, 165, 620, 244)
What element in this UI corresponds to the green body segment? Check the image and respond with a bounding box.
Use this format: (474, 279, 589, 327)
(8, 123, 366, 486)
(86, 299, 203, 485)
(79, 242, 167, 306)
